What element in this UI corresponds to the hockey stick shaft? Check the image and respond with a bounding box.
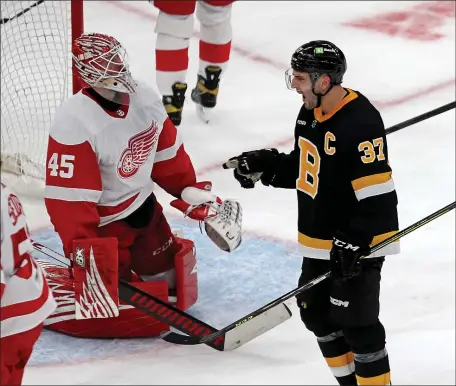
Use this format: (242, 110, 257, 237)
(385, 101, 455, 135)
(32, 242, 70, 266)
(117, 280, 225, 350)
(163, 200, 456, 347)
(370, 201, 455, 253)
(31, 242, 225, 351)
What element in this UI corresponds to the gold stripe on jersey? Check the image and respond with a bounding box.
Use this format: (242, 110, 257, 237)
(297, 233, 332, 259)
(298, 231, 398, 250)
(351, 172, 395, 201)
(356, 372, 391, 385)
(298, 233, 332, 250)
(298, 230, 400, 259)
(371, 231, 398, 246)
(352, 172, 392, 191)
(314, 89, 358, 123)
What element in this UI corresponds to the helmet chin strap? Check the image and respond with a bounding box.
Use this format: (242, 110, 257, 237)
(310, 73, 334, 108)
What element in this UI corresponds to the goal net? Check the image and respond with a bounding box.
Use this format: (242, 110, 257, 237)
(1, 0, 83, 182)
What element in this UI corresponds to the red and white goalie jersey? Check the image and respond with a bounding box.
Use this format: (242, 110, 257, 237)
(45, 81, 196, 259)
(0, 183, 56, 338)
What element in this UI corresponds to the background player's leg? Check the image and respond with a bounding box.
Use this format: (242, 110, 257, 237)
(191, 1, 233, 121)
(297, 258, 357, 385)
(153, 0, 196, 126)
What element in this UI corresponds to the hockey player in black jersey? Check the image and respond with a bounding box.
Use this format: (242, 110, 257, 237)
(223, 40, 398, 385)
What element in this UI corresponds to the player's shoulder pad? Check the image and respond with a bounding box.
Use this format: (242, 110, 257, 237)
(349, 90, 383, 125)
(50, 93, 97, 146)
(341, 90, 385, 142)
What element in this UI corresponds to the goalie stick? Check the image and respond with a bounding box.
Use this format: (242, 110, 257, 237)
(32, 241, 291, 352)
(159, 201, 456, 348)
(33, 201, 455, 350)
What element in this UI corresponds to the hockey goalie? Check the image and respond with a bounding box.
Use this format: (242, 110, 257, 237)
(40, 32, 242, 338)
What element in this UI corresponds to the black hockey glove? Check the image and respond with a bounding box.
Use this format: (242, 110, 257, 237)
(222, 149, 279, 189)
(232, 168, 262, 189)
(330, 231, 371, 281)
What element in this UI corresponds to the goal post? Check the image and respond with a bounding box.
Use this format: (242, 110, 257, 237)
(71, 0, 83, 95)
(1, 0, 84, 181)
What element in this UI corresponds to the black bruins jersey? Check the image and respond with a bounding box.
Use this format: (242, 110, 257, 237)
(265, 88, 399, 259)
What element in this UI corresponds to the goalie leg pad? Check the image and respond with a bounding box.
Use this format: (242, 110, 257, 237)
(174, 237, 198, 310)
(138, 237, 198, 311)
(39, 260, 171, 338)
(72, 238, 119, 320)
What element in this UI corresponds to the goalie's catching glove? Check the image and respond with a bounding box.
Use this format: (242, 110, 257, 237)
(170, 182, 243, 252)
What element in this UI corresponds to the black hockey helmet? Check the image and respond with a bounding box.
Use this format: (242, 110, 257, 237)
(290, 40, 346, 85)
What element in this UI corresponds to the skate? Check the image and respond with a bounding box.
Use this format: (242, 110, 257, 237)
(162, 82, 187, 126)
(191, 66, 222, 124)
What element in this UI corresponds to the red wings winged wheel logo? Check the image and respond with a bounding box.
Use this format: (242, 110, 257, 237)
(117, 121, 159, 179)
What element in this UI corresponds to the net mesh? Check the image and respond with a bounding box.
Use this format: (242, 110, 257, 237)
(1, 1, 73, 180)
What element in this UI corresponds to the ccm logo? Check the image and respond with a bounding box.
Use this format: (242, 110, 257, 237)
(152, 237, 173, 256)
(330, 297, 349, 308)
(334, 238, 360, 251)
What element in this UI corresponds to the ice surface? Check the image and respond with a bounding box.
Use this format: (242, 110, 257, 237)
(4, 1, 454, 384)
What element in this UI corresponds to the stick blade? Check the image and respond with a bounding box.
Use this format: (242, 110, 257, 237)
(223, 303, 292, 351)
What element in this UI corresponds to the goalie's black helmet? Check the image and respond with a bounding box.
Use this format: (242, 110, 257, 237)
(291, 40, 346, 84)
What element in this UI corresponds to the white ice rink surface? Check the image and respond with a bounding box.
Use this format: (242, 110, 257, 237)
(8, 1, 455, 384)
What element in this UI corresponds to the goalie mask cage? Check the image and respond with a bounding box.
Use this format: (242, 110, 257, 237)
(1, 0, 83, 181)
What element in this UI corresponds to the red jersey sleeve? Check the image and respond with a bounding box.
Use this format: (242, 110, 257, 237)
(152, 118, 197, 198)
(45, 117, 102, 258)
